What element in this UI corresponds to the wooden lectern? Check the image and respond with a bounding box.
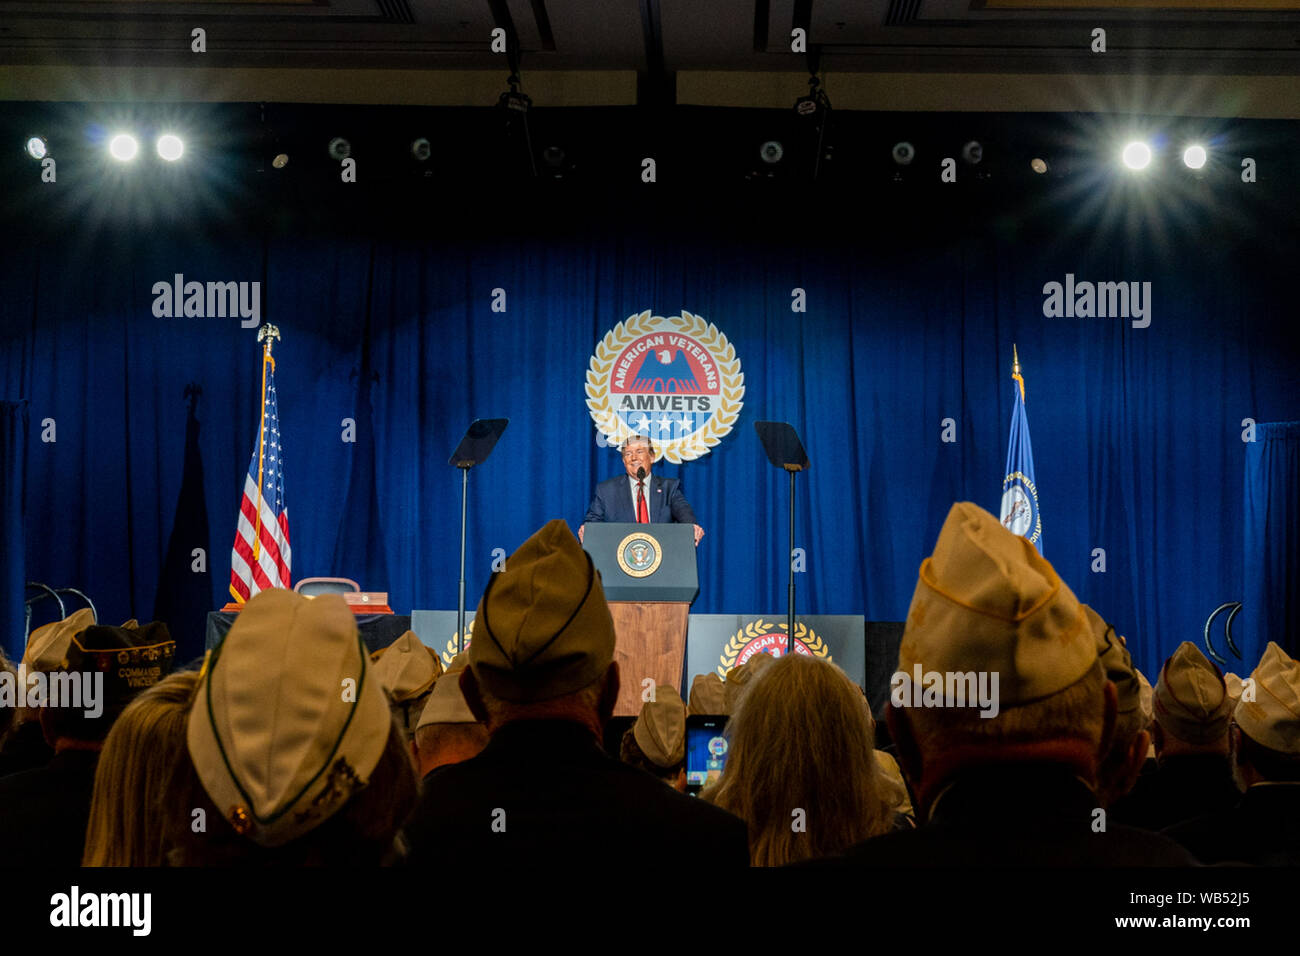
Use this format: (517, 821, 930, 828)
(582, 522, 699, 716)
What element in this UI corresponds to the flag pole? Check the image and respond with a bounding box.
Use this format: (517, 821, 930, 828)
(253, 324, 281, 564)
(1012, 343, 1024, 403)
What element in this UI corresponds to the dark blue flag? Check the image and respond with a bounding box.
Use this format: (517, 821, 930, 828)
(999, 345, 1042, 552)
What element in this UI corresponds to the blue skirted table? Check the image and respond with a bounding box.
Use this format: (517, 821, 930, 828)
(205, 611, 412, 654)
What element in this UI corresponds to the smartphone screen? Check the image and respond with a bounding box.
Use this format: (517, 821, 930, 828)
(685, 715, 729, 796)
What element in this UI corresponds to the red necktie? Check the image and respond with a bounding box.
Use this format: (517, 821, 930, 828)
(637, 481, 648, 524)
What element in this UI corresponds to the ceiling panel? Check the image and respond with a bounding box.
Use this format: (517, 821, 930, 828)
(0, 0, 1296, 103)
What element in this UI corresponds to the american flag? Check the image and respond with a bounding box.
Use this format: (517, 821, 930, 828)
(229, 353, 291, 601)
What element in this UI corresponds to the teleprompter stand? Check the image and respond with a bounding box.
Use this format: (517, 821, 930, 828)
(754, 421, 811, 654)
(449, 418, 508, 654)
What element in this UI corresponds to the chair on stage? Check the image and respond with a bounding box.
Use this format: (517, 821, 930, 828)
(293, 577, 361, 598)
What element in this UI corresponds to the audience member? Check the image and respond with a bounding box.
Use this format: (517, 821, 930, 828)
(874, 749, 915, 822)
(687, 672, 726, 715)
(705, 653, 899, 865)
(83, 670, 200, 865)
(833, 502, 1196, 866)
(1089, 606, 1151, 808)
(724, 652, 776, 714)
(0, 648, 15, 752)
(1164, 641, 1300, 865)
(0, 608, 95, 778)
(619, 686, 687, 790)
(402, 519, 749, 866)
(1136, 667, 1155, 759)
(0, 619, 175, 865)
(413, 651, 488, 780)
(1110, 642, 1240, 831)
(169, 588, 418, 865)
(371, 629, 443, 745)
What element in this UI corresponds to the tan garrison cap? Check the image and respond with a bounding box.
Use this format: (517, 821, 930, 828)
(874, 749, 914, 818)
(1225, 672, 1244, 710)
(187, 589, 391, 847)
(1153, 642, 1233, 744)
(1086, 605, 1141, 718)
(633, 686, 686, 768)
(688, 673, 727, 715)
(22, 607, 96, 672)
(723, 652, 778, 712)
(899, 502, 1094, 706)
(469, 519, 616, 704)
(371, 631, 443, 701)
(724, 665, 752, 713)
(416, 653, 478, 728)
(1137, 669, 1154, 726)
(748, 651, 778, 681)
(1234, 642, 1300, 754)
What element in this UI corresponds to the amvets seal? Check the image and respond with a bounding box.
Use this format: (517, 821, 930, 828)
(586, 310, 744, 464)
(717, 619, 831, 677)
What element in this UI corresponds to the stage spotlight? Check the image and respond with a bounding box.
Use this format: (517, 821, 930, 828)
(793, 71, 831, 120)
(272, 153, 289, 169)
(539, 145, 572, 179)
(25, 136, 47, 160)
(410, 137, 431, 162)
(327, 137, 351, 161)
(1030, 158, 1048, 174)
(961, 141, 983, 165)
(1121, 141, 1152, 170)
(156, 134, 184, 162)
(759, 141, 784, 164)
(498, 89, 532, 113)
(892, 142, 915, 166)
(108, 133, 139, 161)
(1183, 144, 1207, 169)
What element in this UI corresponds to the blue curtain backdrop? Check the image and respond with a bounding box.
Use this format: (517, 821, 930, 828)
(1, 216, 1297, 673)
(1, 401, 27, 660)
(1242, 422, 1300, 666)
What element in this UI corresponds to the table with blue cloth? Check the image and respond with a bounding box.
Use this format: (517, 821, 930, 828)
(205, 612, 412, 654)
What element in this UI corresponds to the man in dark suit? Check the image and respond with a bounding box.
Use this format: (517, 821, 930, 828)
(579, 435, 704, 546)
(402, 519, 748, 866)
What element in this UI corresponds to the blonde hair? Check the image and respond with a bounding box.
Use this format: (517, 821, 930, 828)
(83, 671, 200, 866)
(704, 654, 895, 866)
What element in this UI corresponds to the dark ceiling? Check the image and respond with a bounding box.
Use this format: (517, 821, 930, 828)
(1, 1, 1298, 113)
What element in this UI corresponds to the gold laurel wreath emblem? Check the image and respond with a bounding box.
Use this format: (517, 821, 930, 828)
(716, 619, 830, 676)
(442, 619, 475, 668)
(585, 310, 745, 464)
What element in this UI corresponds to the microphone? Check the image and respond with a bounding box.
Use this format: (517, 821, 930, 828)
(636, 467, 646, 481)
